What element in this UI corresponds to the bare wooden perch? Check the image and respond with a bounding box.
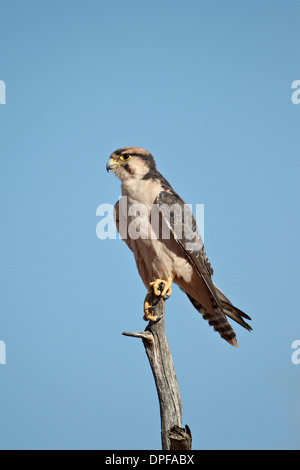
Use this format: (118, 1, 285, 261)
(123, 294, 192, 450)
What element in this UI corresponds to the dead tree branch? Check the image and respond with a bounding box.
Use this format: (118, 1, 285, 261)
(123, 295, 192, 450)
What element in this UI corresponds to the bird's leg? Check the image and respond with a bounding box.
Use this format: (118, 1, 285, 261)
(143, 274, 175, 322)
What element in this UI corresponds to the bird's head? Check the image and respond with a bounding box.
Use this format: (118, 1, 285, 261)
(106, 147, 157, 181)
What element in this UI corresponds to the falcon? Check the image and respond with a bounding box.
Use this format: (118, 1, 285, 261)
(106, 147, 252, 346)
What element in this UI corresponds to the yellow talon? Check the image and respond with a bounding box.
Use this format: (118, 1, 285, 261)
(143, 289, 158, 322)
(161, 281, 172, 298)
(143, 311, 158, 322)
(143, 275, 175, 322)
(149, 280, 163, 296)
(150, 276, 174, 298)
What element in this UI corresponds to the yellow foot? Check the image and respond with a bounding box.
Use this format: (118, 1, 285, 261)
(143, 309, 158, 323)
(150, 276, 173, 298)
(143, 289, 159, 322)
(143, 276, 175, 322)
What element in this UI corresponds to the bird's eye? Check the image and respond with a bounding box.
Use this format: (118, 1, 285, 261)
(120, 154, 132, 162)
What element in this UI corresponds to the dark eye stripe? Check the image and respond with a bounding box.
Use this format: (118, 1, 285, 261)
(124, 163, 134, 174)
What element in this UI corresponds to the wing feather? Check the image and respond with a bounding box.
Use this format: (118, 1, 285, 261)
(156, 191, 223, 311)
(155, 190, 252, 343)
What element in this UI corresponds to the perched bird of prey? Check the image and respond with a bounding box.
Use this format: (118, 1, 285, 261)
(106, 147, 252, 347)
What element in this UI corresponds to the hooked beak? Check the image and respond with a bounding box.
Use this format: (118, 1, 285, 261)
(106, 158, 118, 172)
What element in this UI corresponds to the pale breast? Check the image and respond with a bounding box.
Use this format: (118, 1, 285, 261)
(120, 178, 193, 287)
(129, 219, 193, 288)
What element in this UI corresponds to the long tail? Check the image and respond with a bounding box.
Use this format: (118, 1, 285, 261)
(186, 284, 252, 347)
(213, 284, 252, 332)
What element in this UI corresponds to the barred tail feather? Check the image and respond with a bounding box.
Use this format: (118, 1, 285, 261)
(213, 283, 252, 332)
(186, 283, 252, 346)
(186, 294, 239, 347)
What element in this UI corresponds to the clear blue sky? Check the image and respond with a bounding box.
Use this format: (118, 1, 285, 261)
(0, 0, 299, 450)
